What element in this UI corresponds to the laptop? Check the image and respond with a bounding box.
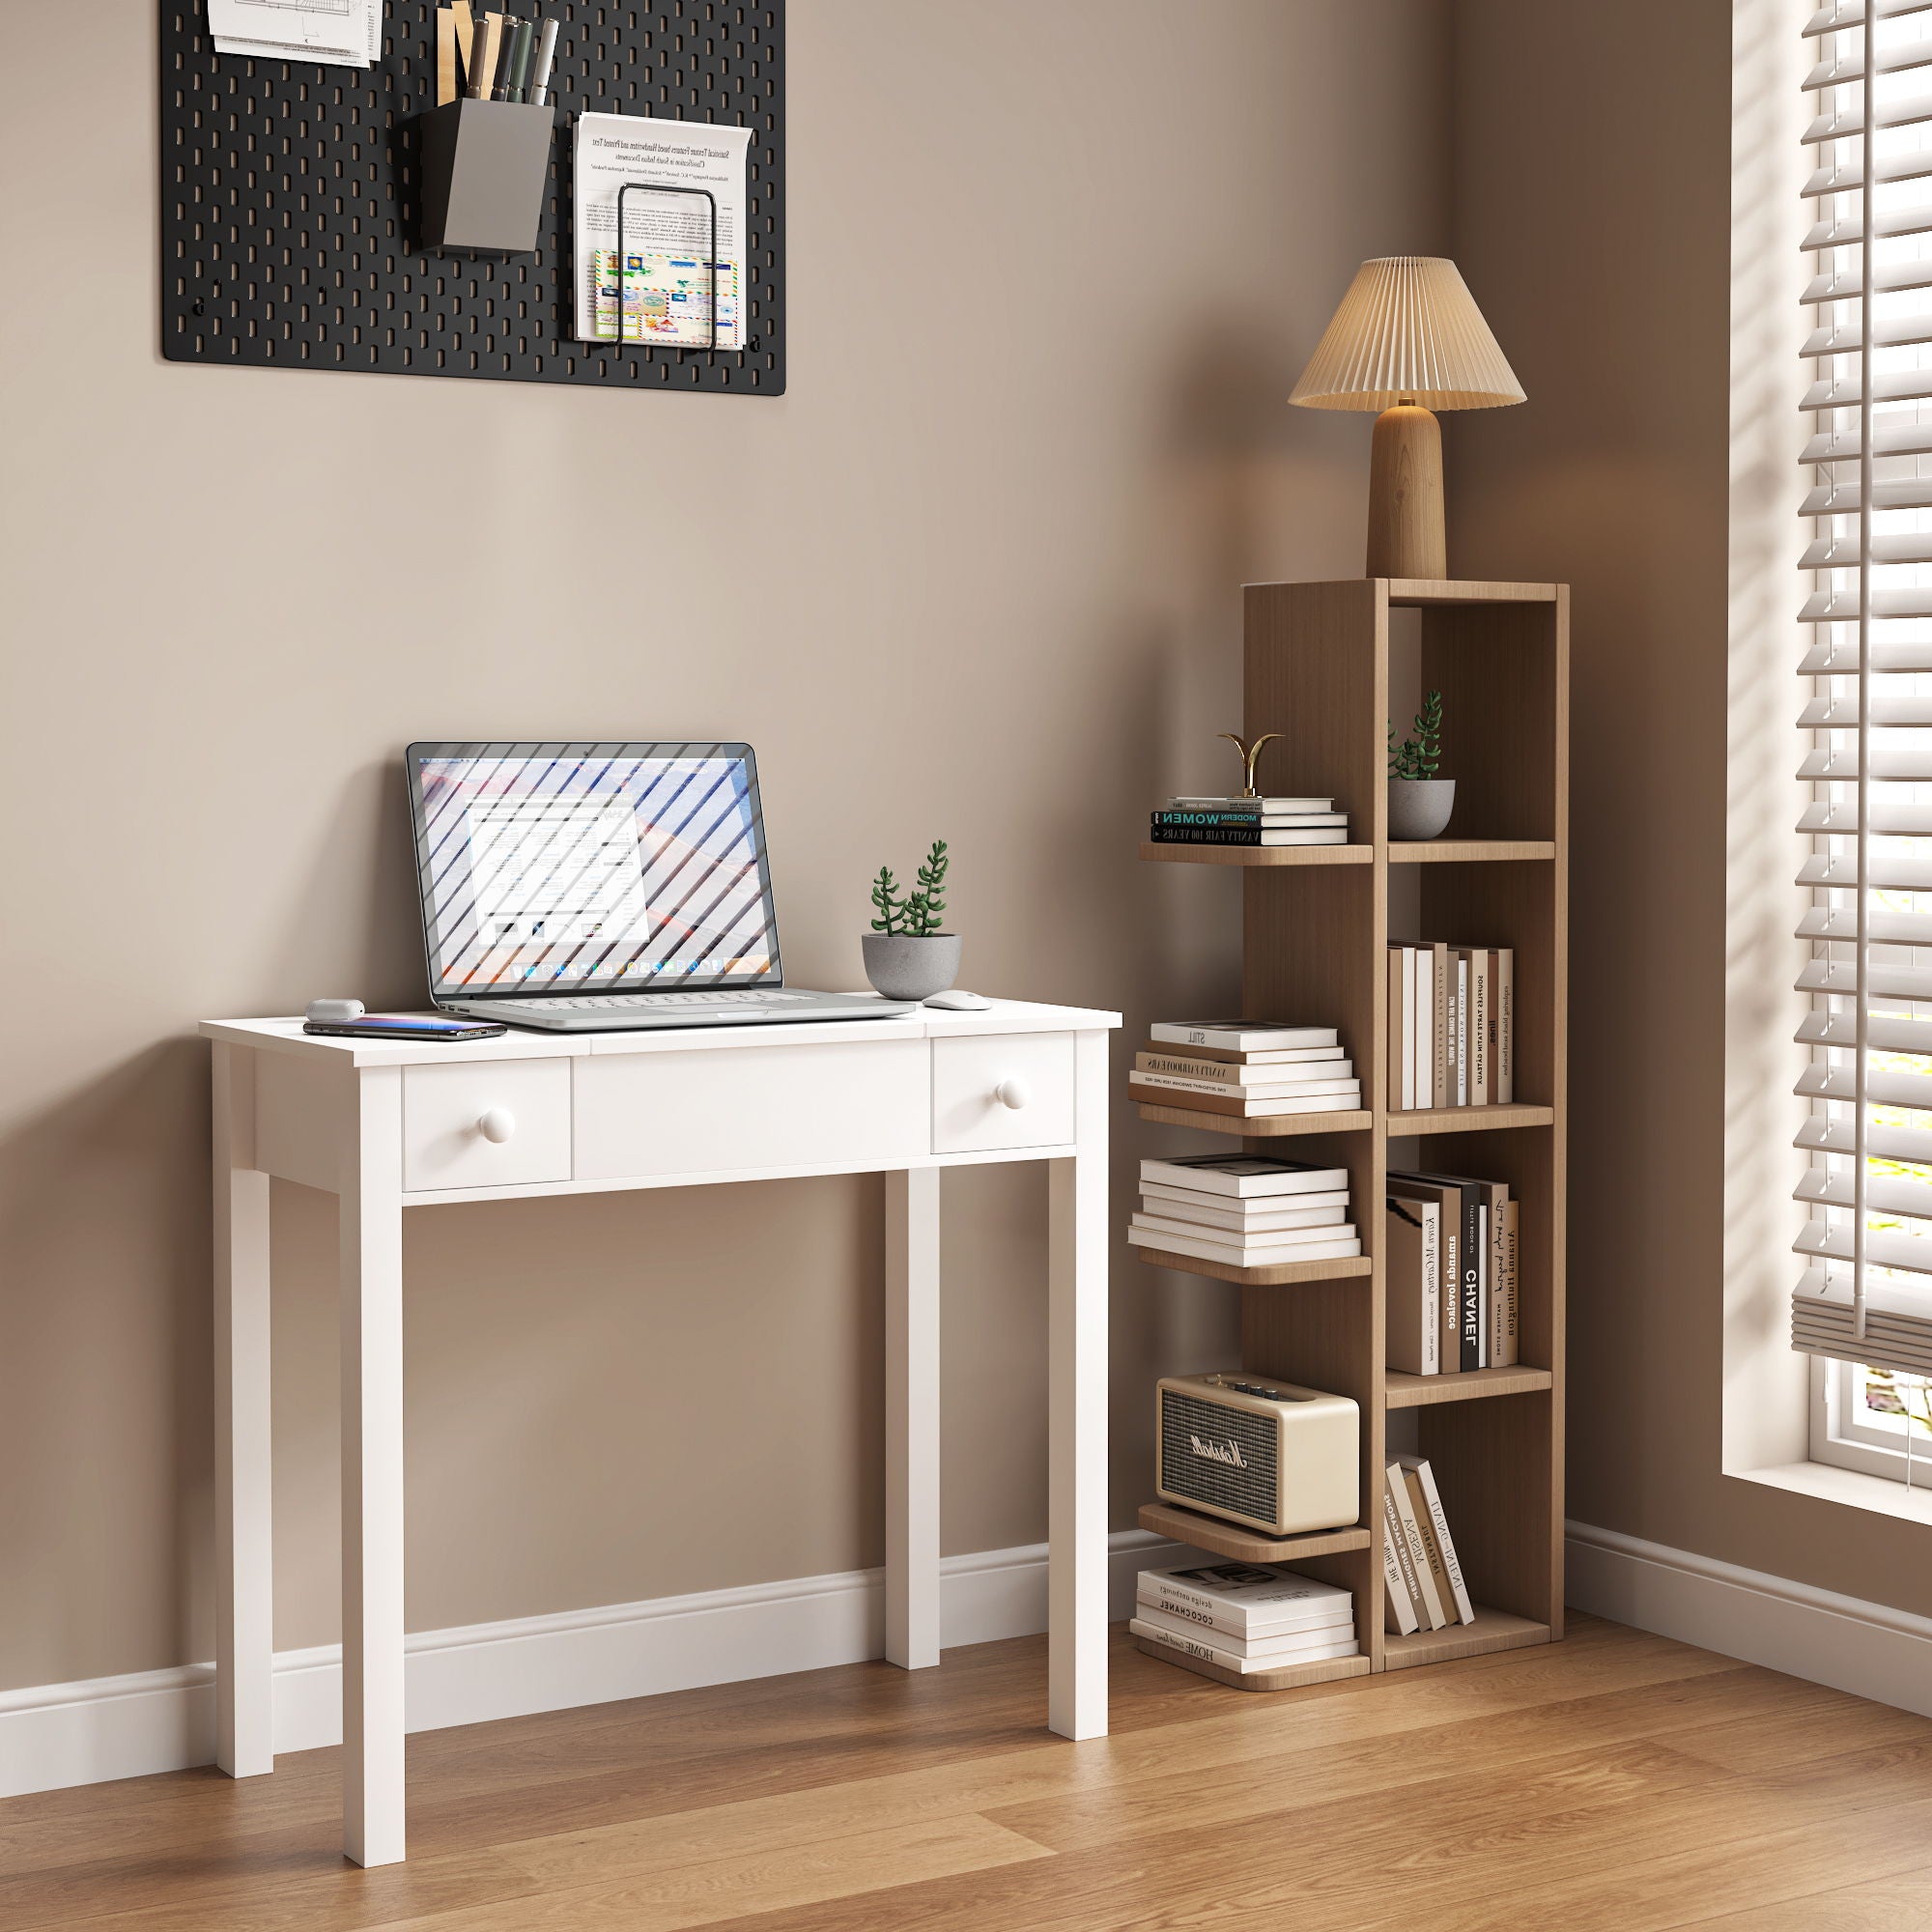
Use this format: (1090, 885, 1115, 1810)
(407, 740, 916, 1032)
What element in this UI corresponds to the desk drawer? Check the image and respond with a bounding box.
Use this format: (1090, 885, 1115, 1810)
(403, 1058, 573, 1192)
(574, 1038, 928, 1179)
(931, 1033, 1075, 1153)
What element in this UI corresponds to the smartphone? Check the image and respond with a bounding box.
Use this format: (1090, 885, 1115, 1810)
(303, 1014, 508, 1040)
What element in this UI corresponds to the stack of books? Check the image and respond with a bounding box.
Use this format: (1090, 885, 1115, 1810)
(1131, 1561, 1359, 1677)
(1149, 795, 1350, 848)
(1385, 1167, 1518, 1375)
(1384, 942, 1515, 1109)
(1127, 1019, 1364, 1120)
(1127, 1154, 1359, 1269)
(1380, 1455, 1474, 1635)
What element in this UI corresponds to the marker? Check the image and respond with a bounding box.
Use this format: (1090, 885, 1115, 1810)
(467, 12, 502, 98)
(528, 17, 559, 106)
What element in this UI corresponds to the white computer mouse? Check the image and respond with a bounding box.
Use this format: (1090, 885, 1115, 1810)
(924, 989, 994, 1010)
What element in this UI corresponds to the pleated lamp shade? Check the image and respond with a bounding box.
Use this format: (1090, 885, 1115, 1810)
(1290, 257, 1524, 412)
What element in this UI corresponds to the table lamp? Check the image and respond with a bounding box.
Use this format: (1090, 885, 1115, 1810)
(1290, 257, 1524, 581)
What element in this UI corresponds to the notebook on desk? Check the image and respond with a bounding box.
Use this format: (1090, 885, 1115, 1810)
(407, 740, 914, 1032)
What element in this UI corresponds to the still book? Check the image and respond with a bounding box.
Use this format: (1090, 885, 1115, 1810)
(1151, 1021, 1339, 1051)
(1385, 1196, 1441, 1377)
(1135, 1051, 1351, 1086)
(1128, 1618, 1360, 1675)
(1168, 796, 1334, 811)
(1133, 1562, 1352, 1637)
(1148, 824, 1349, 847)
(1139, 1154, 1348, 1197)
(1130, 1605, 1354, 1661)
(1128, 1224, 1362, 1266)
(1138, 1188, 1349, 1232)
(1386, 1462, 1448, 1629)
(1128, 1213, 1357, 1256)
(1140, 1042, 1346, 1068)
(1395, 1454, 1474, 1624)
(1129, 1083, 1362, 1118)
(1151, 810, 1346, 829)
(1129, 1071, 1359, 1102)
(1381, 1478, 1428, 1634)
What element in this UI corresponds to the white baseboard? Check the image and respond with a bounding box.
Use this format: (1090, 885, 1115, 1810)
(0, 1530, 1185, 1801)
(1567, 1518, 1932, 1719)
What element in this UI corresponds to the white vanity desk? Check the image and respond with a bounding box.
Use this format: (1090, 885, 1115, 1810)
(201, 998, 1118, 1866)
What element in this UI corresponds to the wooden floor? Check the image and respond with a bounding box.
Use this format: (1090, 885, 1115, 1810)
(6, 1613, 1932, 1930)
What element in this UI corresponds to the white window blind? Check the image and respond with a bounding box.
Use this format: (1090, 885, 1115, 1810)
(1796, 0, 1932, 1373)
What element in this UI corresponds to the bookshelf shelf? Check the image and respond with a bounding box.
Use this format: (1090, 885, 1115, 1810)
(1133, 1248, 1373, 1288)
(1131, 1637, 1371, 1692)
(1385, 579, 1561, 608)
(1383, 1365, 1553, 1408)
(1384, 1103, 1555, 1135)
(1387, 839, 1555, 864)
(1134, 1101, 1374, 1137)
(1380, 1607, 1552, 1669)
(1135, 577, 1567, 1696)
(1140, 841, 1375, 867)
(1136, 1500, 1374, 1564)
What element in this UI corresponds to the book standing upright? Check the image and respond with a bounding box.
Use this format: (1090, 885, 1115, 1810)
(1136, 578, 1568, 1688)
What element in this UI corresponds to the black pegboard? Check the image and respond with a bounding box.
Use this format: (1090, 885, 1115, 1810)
(160, 2, 783, 393)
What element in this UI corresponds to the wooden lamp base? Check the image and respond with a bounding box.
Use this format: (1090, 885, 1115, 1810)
(1366, 403, 1446, 580)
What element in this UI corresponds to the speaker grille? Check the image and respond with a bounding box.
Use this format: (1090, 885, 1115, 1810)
(1159, 1391, 1278, 1524)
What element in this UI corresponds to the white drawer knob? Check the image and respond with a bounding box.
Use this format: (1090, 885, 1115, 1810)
(994, 1077, 1032, 1111)
(478, 1107, 517, 1145)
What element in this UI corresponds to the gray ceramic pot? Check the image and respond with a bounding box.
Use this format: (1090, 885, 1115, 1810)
(1387, 777, 1455, 841)
(863, 932, 963, 1002)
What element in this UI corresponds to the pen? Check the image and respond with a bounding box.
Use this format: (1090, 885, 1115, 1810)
(529, 17, 559, 106)
(506, 18, 535, 100)
(468, 12, 502, 98)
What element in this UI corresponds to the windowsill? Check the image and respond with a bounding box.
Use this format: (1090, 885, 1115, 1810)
(1736, 1460, 1932, 1528)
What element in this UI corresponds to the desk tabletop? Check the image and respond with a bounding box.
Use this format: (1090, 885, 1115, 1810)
(201, 998, 1122, 1066)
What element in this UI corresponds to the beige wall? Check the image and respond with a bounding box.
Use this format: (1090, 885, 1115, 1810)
(0, 0, 1450, 1688)
(1450, 2, 1932, 1611)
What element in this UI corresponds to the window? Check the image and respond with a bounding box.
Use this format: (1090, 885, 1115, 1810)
(1799, 0, 1932, 1483)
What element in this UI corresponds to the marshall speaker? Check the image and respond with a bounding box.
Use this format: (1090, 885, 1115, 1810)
(1154, 1372, 1359, 1537)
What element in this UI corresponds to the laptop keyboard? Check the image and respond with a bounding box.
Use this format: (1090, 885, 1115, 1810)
(485, 989, 814, 1010)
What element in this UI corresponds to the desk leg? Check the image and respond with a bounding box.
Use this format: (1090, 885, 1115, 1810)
(1047, 1031, 1109, 1741)
(213, 1043, 273, 1778)
(885, 1168, 941, 1670)
(341, 1066, 406, 1868)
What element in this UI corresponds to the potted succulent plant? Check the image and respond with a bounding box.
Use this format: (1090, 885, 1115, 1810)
(862, 840, 961, 1001)
(1387, 689, 1454, 840)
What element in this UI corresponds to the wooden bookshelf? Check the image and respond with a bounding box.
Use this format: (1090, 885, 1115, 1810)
(1131, 1247, 1372, 1288)
(1135, 577, 1568, 1688)
(1135, 1501, 1374, 1563)
(1132, 1101, 1375, 1137)
(1130, 1637, 1373, 1690)
(1140, 841, 1374, 867)
(1386, 838, 1555, 864)
(1384, 1364, 1553, 1408)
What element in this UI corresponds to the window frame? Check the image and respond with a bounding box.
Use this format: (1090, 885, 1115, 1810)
(1812, 1352, 1932, 1481)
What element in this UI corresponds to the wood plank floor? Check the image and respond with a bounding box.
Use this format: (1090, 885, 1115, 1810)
(5, 1613, 1931, 1931)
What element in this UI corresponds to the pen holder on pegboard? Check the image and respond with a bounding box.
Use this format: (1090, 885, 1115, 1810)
(414, 99, 556, 254)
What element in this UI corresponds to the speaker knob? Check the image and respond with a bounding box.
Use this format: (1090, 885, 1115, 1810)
(994, 1077, 1032, 1111)
(478, 1107, 517, 1144)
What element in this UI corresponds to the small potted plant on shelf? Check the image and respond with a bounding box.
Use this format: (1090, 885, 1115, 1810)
(862, 840, 961, 1001)
(1387, 690, 1454, 840)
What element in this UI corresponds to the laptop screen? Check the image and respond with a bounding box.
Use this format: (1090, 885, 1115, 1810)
(407, 742, 781, 998)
